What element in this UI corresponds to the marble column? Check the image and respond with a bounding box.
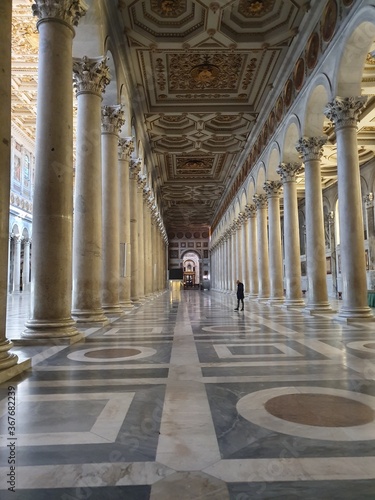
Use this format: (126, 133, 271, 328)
(264, 180, 284, 303)
(23, 239, 31, 291)
(144, 194, 153, 297)
(324, 96, 372, 319)
(13, 236, 21, 293)
(118, 137, 134, 309)
(245, 204, 259, 297)
(72, 56, 110, 323)
(7, 236, 12, 293)
(137, 174, 146, 301)
(277, 162, 305, 307)
(364, 193, 374, 271)
(242, 215, 250, 295)
(101, 105, 124, 313)
(0, 0, 18, 371)
(24, 1, 87, 340)
(129, 158, 141, 303)
(230, 223, 236, 292)
(223, 234, 229, 292)
(237, 213, 245, 284)
(328, 211, 338, 298)
(253, 194, 270, 299)
(296, 136, 333, 312)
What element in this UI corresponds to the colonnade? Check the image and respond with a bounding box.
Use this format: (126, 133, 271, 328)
(0, 0, 168, 362)
(212, 105, 373, 321)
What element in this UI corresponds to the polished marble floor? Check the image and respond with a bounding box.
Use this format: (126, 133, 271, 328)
(1, 289, 375, 499)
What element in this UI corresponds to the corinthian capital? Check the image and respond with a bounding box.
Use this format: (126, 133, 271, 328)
(245, 204, 257, 219)
(253, 194, 268, 209)
(118, 137, 134, 160)
(324, 96, 367, 130)
(138, 174, 147, 190)
(32, 0, 88, 28)
(296, 136, 326, 162)
(73, 56, 110, 97)
(263, 180, 282, 198)
(277, 162, 304, 183)
(129, 158, 142, 178)
(101, 105, 125, 135)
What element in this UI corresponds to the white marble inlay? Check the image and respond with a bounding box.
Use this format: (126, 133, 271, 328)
(67, 346, 157, 362)
(156, 302, 221, 470)
(0, 393, 134, 447)
(103, 327, 163, 336)
(202, 325, 260, 333)
(0, 462, 175, 489)
(203, 457, 375, 482)
(214, 343, 303, 359)
(346, 340, 375, 353)
(236, 386, 375, 441)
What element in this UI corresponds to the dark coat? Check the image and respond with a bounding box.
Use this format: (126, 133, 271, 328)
(237, 282, 244, 299)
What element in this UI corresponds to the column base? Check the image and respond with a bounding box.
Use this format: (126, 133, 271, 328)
(335, 306, 374, 323)
(305, 302, 335, 314)
(119, 300, 134, 309)
(0, 340, 20, 371)
(72, 308, 109, 324)
(102, 304, 123, 315)
(0, 358, 31, 384)
(267, 297, 285, 306)
(282, 299, 305, 308)
(257, 296, 270, 302)
(22, 318, 83, 342)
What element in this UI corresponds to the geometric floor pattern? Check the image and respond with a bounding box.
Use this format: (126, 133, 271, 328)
(1, 289, 375, 499)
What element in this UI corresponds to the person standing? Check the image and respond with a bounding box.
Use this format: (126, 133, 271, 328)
(235, 280, 244, 311)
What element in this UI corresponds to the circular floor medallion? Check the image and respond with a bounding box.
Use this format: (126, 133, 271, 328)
(84, 348, 141, 359)
(236, 386, 375, 441)
(67, 346, 157, 363)
(265, 394, 374, 427)
(202, 325, 260, 333)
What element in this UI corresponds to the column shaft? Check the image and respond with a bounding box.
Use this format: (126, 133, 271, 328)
(101, 105, 124, 313)
(264, 181, 284, 302)
(118, 138, 133, 308)
(13, 237, 21, 293)
(246, 206, 258, 297)
(254, 195, 270, 299)
(24, 3, 87, 339)
(277, 163, 304, 307)
(130, 159, 141, 302)
(296, 137, 332, 312)
(72, 57, 109, 322)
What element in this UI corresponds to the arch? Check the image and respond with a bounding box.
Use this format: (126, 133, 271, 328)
(266, 143, 281, 180)
(254, 162, 266, 192)
(102, 47, 118, 106)
(246, 176, 256, 204)
(239, 188, 247, 211)
(281, 116, 301, 162)
(302, 75, 331, 137)
(73, 0, 105, 58)
(334, 14, 375, 96)
(11, 223, 20, 236)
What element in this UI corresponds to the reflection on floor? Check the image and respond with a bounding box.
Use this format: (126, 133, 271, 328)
(1, 290, 375, 499)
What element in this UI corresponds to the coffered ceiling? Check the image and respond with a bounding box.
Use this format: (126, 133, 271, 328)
(116, 0, 312, 231)
(11, 1, 375, 235)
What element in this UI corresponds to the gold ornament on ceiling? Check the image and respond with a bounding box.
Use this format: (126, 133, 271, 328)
(151, 0, 187, 17)
(238, 0, 275, 18)
(169, 53, 243, 91)
(191, 57, 220, 85)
